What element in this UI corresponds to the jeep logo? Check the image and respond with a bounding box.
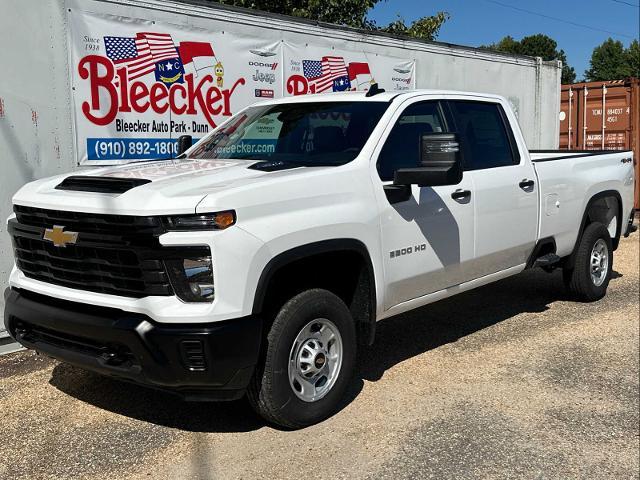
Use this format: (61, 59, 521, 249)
(252, 70, 276, 84)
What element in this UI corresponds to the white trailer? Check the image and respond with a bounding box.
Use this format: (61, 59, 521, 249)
(0, 0, 561, 335)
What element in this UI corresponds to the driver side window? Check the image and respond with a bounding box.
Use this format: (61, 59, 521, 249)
(376, 101, 446, 181)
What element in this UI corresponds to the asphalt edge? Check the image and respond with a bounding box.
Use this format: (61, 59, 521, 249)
(0, 333, 23, 356)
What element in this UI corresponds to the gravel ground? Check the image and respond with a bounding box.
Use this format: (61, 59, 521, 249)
(0, 234, 638, 480)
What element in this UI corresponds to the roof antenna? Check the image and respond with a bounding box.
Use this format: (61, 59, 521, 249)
(365, 82, 385, 97)
(357, 39, 384, 97)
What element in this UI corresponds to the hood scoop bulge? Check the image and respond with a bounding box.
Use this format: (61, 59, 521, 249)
(55, 176, 152, 194)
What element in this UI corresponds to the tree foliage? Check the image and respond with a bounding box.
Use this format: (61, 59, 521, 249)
(628, 40, 640, 79)
(215, 0, 449, 41)
(585, 38, 638, 82)
(482, 34, 576, 84)
(377, 12, 450, 40)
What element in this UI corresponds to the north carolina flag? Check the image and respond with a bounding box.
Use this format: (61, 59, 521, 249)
(348, 62, 373, 90)
(178, 42, 216, 74)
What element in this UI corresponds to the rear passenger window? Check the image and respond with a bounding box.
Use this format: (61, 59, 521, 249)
(377, 101, 446, 181)
(450, 101, 518, 170)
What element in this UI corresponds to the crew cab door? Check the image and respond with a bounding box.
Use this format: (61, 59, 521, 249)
(372, 99, 475, 309)
(447, 99, 538, 277)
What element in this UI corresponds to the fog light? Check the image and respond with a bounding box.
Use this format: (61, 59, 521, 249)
(166, 256, 214, 302)
(189, 282, 214, 298)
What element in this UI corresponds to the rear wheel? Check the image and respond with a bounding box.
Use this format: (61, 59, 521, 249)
(563, 222, 613, 302)
(247, 289, 356, 429)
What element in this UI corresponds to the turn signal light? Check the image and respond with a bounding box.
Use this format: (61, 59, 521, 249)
(213, 211, 235, 229)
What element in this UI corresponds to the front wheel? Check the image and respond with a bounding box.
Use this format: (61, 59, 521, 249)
(563, 222, 613, 302)
(247, 289, 357, 429)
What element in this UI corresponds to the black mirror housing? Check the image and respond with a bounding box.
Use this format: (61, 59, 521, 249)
(394, 133, 463, 187)
(177, 135, 193, 156)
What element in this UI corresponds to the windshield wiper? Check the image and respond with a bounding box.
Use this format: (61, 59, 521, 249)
(291, 160, 345, 167)
(248, 160, 304, 171)
(228, 154, 273, 161)
(248, 159, 343, 171)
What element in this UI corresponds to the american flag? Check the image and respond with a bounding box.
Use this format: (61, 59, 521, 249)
(104, 32, 178, 80)
(302, 56, 349, 93)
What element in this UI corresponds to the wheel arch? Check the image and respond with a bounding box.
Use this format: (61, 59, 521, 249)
(252, 239, 377, 346)
(565, 189, 623, 269)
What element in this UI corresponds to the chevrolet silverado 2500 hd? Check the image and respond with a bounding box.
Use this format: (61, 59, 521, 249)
(4, 90, 636, 428)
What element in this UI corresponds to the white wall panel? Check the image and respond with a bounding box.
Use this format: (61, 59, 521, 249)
(0, 0, 561, 327)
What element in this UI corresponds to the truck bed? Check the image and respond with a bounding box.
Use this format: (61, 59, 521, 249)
(531, 149, 635, 259)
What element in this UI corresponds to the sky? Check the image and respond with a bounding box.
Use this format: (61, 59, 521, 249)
(368, 0, 640, 80)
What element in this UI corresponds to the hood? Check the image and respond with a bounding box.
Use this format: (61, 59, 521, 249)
(12, 158, 312, 216)
(96, 158, 243, 181)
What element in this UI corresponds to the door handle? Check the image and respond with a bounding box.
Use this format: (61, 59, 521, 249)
(519, 179, 535, 190)
(451, 189, 471, 201)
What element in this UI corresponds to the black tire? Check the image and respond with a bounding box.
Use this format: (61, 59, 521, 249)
(247, 289, 357, 429)
(563, 222, 613, 302)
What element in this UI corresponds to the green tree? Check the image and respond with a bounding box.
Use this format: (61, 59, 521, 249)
(378, 12, 450, 40)
(556, 50, 576, 84)
(585, 38, 633, 81)
(488, 35, 520, 55)
(482, 34, 576, 84)
(215, 0, 449, 41)
(625, 39, 640, 78)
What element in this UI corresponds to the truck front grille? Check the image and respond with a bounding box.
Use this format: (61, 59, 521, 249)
(9, 206, 207, 299)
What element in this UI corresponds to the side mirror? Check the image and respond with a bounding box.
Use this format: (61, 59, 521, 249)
(394, 133, 463, 187)
(176, 135, 193, 156)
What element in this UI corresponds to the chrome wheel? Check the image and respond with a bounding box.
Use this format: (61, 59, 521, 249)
(590, 238, 609, 287)
(288, 318, 343, 402)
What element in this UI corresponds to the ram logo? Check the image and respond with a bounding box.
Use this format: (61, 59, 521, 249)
(43, 225, 79, 247)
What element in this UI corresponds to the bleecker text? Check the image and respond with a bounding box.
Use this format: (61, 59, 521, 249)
(78, 55, 246, 128)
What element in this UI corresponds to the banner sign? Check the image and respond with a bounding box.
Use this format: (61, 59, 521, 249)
(283, 43, 415, 98)
(69, 10, 416, 165)
(69, 10, 282, 164)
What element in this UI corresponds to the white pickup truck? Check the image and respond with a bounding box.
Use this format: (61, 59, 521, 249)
(4, 89, 636, 428)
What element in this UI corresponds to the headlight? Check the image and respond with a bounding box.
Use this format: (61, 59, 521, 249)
(165, 255, 214, 303)
(165, 211, 236, 231)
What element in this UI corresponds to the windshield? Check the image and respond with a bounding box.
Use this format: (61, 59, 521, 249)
(188, 101, 389, 166)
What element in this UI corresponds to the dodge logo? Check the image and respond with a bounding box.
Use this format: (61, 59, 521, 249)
(43, 225, 79, 247)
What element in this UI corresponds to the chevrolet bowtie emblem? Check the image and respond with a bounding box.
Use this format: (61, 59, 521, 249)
(43, 225, 79, 247)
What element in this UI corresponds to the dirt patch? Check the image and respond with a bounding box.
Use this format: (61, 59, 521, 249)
(0, 235, 637, 480)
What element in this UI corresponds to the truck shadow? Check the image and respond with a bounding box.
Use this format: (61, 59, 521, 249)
(358, 268, 567, 383)
(49, 363, 265, 433)
(49, 267, 622, 433)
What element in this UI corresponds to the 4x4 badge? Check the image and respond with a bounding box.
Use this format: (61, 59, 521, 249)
(43, 225, 79, 247)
